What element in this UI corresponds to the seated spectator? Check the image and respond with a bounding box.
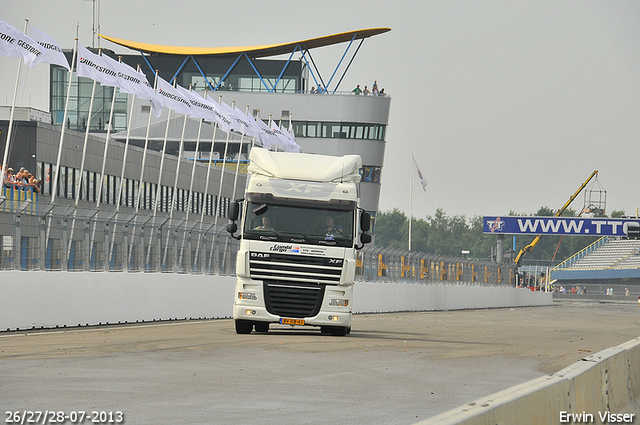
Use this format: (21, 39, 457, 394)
(310, 86, 317, 94)
(379, 88, 386, 96)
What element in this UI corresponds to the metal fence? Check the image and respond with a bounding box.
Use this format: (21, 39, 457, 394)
(356, 247, 516, 286)
(0, 196, 239, 275)
(0, 194, 515, 285)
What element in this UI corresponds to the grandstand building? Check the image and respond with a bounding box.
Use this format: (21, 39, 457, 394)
(551, 234, 640, 290)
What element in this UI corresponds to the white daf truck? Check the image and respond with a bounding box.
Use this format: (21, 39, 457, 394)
(226, 148, 371, 336)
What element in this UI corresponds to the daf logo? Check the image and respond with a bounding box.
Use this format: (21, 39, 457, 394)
(251, 252, 270, 258)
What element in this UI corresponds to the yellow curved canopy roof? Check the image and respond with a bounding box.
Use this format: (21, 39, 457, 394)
(99, 28, 390, 57)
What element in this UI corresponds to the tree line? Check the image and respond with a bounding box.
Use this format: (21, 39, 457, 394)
(374, 207, 626, 265)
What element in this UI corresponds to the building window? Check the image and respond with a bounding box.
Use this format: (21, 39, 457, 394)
(360, 166, 382, 183)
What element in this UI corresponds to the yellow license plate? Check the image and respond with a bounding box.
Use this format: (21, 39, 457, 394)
(280, 318, 304, 326)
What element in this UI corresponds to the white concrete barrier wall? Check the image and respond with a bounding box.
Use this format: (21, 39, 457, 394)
(0, 271, 551, 331)
(415, 337, 640, 425)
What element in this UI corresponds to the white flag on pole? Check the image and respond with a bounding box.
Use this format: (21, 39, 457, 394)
(254, 117, 281, 150)
(205, 94, 234, 134)
(229, 104, 261, 138)
(156, 76, 192, 115)
(29, 25, 70, 71)
(175, 85, 215, 121)
(0, 19, 19, 58)
(0, 18, 44, 68)
(413, 156, 427, 191)
(77, 45, 119, 87)
(100, 54, 163, 117)
(270, 120, 301, 152)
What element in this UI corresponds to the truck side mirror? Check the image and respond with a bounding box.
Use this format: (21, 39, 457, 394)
(226, 222, 238, 235)
(360, 211, 371, 232)
(361, 232, 371, 244)
(228, 200, 240, 221)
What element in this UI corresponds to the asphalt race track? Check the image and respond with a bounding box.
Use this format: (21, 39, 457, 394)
(2, 301, 639, 425)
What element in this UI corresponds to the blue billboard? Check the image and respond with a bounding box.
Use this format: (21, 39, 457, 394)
(483, 216, 640, 237)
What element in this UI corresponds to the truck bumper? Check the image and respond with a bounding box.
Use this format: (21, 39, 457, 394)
(233, 277, 352, 328)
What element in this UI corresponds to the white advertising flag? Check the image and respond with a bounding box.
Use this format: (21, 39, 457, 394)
(229, 105, 261, 138)
(0, 19, 44, 68)
(413, 156, 427, 191)
(205, 94, 234, 133)
(175, 85, 215, 121)
(100, 55, 163, 117)
(29, 26, 70, 70)
(270, 120, 301, 152)
(0, 18, 20, 58)
(218, 100, 243, 133)
(156, 77, 192, 115)
(77, 45, 119, 87)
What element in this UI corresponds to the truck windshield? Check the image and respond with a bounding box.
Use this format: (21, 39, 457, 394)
(243, 201, 354, 247)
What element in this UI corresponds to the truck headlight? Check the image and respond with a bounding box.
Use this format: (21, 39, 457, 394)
(329, 299, 349, 307)
(238, 292, 258, 300)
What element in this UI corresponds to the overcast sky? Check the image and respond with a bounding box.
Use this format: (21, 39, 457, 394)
(2, 1, 639, 220)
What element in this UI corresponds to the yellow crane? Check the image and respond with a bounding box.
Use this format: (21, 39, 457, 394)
(514, 170, 600, 266)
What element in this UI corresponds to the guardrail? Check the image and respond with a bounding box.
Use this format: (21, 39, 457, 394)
(416, 336, 640, 424)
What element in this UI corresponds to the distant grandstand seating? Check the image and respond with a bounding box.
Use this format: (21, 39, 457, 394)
(552, 237, 640, 280)
(560, 237, 640, 270)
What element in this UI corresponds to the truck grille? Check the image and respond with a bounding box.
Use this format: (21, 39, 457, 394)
(249, 252, 343, 284)
(263, 281, 325, 318)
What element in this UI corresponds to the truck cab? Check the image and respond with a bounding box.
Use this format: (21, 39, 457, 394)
(227, 149, 371, 336)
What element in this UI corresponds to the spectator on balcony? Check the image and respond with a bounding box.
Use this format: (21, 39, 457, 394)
(3, 167, 15, 188)
(372, 80, 379, 94)
(352, 85, 362, 95)
(363, 86, 370, 95)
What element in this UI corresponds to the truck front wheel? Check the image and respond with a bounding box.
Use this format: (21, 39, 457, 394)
(235, 320, 253, 334)
(322, 326, 348, 336)
(254, 322, 269, 333)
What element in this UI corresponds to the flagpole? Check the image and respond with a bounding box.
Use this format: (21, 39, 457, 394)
(1, 20, 28, 185)
(152, 108, 173, 216)
(181, 87, 206, 272)
(409, 153, 414, 251)
(170, 111, 189, 218)
(51, 35, 78, 204)
(200, 99, 220, 225)
(230, 104, 250, 203)
(74, 62, 100, 206)
(114, 66, 142, 210)
(98, 58, 123, 209)
(135, 70, 159, 213)
(209, 97, 232, 271)
(195, 102, 219, 272)
(185, 87, 205, 222)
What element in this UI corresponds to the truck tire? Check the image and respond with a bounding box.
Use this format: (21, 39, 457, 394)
(235, 320, 253, 334)
(254, 322, 269, 333)
(329, 326, 348, 337)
